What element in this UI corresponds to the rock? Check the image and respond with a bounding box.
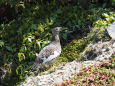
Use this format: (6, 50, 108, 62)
(20, 41, 115, 86)
(107, 22, 115, 40)
(20, 61, 82, 86)
(82, 41, 115, 61)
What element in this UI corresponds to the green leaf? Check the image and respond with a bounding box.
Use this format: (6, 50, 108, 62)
(6, 46, 13, 52)
(18, 53, 25, 62)
(36, 40, 41, 49)
(16, 68, 19, 74)
(31, 24, 37, 30)
(62, 33, 68, 40)
(103, 13, 109, 18)
(0, 40, 4, 47)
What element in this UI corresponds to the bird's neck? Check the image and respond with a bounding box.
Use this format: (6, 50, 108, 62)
(53, 34, 60, 42)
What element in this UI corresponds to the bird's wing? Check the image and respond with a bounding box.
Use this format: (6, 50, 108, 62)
(37, 44, 60, 63)
(31, 44, 60, 70)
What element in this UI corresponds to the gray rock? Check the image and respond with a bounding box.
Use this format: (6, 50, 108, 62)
(20, 41, 115, 86)
(107, 22, 115, 40)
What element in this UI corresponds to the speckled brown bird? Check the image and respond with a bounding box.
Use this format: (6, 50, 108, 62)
(31, 27, 63, 71)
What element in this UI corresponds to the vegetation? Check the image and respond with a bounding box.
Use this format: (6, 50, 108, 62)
(0, 0, 115, 86)
(57, 53, 115, 86)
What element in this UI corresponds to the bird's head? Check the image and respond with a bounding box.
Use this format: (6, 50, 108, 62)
(52, 27, 68, 41)
(52, 27, 62, 33)
(52, 27, 67, 34)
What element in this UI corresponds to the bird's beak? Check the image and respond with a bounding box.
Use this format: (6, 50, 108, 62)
(61, 27, 68, 31)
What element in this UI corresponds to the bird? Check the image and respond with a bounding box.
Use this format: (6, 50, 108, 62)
(31, 27, 63, 71)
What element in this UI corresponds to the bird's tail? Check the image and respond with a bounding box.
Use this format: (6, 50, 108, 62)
(31, 62, 41, 71)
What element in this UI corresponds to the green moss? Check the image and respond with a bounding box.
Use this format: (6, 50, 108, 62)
(56, 24, 111, 64)
(56, 38, 88, 64)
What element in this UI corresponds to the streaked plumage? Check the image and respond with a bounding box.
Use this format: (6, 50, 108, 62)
(31, 27, 62, 71)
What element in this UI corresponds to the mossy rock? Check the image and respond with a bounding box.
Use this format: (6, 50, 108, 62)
(56, 26, 111, 64)
(56, 38, 88, 64)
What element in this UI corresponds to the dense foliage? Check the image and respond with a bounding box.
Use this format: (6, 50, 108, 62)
(0, 0, 115, 86)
